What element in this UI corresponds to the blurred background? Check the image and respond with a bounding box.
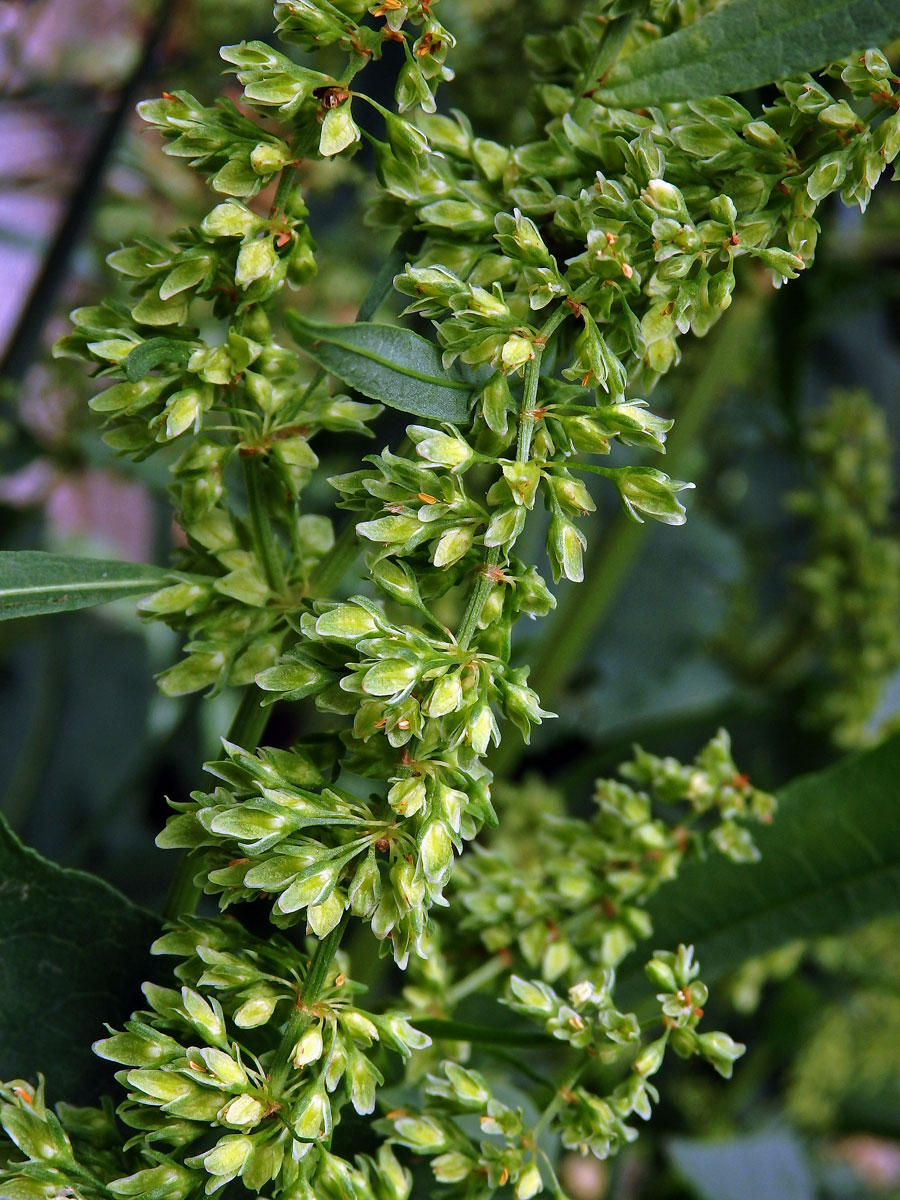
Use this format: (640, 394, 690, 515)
(2, 1, 900, 1196)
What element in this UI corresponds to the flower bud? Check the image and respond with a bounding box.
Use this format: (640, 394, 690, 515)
(319, 104, 360, 156)
(433, 524, 474, 567)
(315, 603, 380, 640)
(432, 1152, 473, 1183)
(502, 461, 541, 508)
(548, 512, 586, 582)
(180, 988, 227, 1046)
(633, 1037, 667, 1078)
(349, 850, 382, 916)
(250, 140, 290, 175)
(393, 1115, 449, 1153)
(501, 334, 535, 371)
(697, 1031, 745, 1078)
(426, 670, 464, 718)
(419, 820, 454, 886)
(388, 775, 427, 817)
(485, 504, 526, 548)
(293, 1084, 332, 1140)
(294, 1024, 324, 1068)
(516, 1161, 543, 1199)
(236, 238, 278, 289)
(222, 1095, 264, 1128)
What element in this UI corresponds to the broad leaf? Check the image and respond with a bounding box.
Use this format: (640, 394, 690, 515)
(0, 551, 166, 620)
(668, 1131, 815, 1200)
(285, 311, 473, 423)
(620, 731, 900, 1001)
(0, 814, 159, 1103)
(123, 336, 193, 381)
(600, 0, 900, 108)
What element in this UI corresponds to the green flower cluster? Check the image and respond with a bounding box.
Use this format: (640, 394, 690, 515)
(1, 919, 427, 1200)
(389, 947, 742, 1198)
(788, 390, 900, 746)
(447, 731, 774, 984)
(3, 1, 896, 1198)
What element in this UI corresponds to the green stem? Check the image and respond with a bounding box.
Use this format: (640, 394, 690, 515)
(162, 686, 270, 921)
(242, 454, 288, 595)
(458, 300, 575, 650)
(499, 292, 767, 765)
(269, 915, 348, 1093)
(412, 1018, 555, 1047)
(445, 953, 510, 1005)
(456, 546, 500, 651)
(577, 12, 635, 97)
(533, 1061, 588, 1141)
(517, 303, 570, 463)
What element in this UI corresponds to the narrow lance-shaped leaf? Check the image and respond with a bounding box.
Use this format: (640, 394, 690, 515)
(599, 0, 900, 108)
(618, 730, 900, 1004)
(285, 310, 473, 424)
(0, 551, 167, 620)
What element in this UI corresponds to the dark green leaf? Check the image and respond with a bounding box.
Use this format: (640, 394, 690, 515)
(0, 814, 159, 1103)
(599, 0, 900, 108)
(620, 731, 900, 1001)
(0, 551, 166, 620)
(123, 336, 193, 382)
(668, 1132, 815, 1200)
(285, 311, 473, 423)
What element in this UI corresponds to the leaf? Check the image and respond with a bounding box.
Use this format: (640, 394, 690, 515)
(619, 731, 900, 1001)
(0, 551, 166, 620)
(284, 311, 473, 423)
(123, 336, 193, 381)
(599, 0, 900, 108)
(0, 814, 159, 1103)
(668, 1131, 816, 1200)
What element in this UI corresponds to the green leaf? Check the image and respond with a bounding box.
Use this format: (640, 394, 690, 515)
(599, 0, 900, 108)
(0, 814, 159, 1103)
(0, 552, 167, 620)
(123, 336, 193, 382)
(620, 731, 900, 1000)
(668, 1132, 815, 1200)
(284, 311, 473, 424)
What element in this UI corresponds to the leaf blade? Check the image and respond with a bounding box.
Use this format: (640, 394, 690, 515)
(619, 731, 900, 1001)
(284, 311, 473, 424)
(599, 0, 900, 108)
(0, 814, 159, 1103)
(0, 551, 166, 620)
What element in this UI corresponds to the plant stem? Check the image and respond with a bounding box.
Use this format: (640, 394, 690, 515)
(445, 953, 510, 1005)
(456, 547, 500, 651)
(242, 454, 288, 595)
(533, 1061, 588, 1141)
(494, 291, 767, 777)
(161, 686, 270, 921)
(459, 300, 575, 650)
(412, 1018, 555, 1047)
(269, 915, 348, 1093)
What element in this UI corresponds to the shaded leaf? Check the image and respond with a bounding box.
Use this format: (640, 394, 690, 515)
(0, 552, 166, 620)
(620, 731, 900, 1001)
(600, 0, 900, 108)
(123, 336, 193, 381)
(285, 311, 473, 423)
(0, 814, 159, 1103)
(668, 1131, 815, 1200)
